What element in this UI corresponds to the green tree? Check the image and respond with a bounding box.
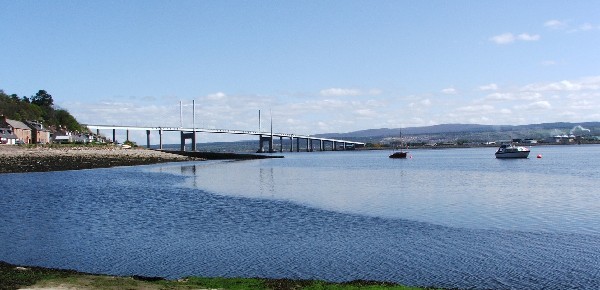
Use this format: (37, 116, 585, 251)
(55, 109, 82, 131)
(31, 90, 54, 107)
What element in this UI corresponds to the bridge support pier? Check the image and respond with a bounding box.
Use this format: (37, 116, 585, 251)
(159, 129, 163, 150)
(146, 130, 151, 148)
(320, 140, 324, 151)
(290, 137, 294, 152)
(279, 136, 283, 152)
(181, 131, 196, 151)
(258, 135, 275, 153)
(126, 130, 130, 142)
(112, 129, 116, 144)
(333, 141, 338, 151)
(258, 135, 264, 153)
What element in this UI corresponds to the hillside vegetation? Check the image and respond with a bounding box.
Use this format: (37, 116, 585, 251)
(0, 89, 84, 132)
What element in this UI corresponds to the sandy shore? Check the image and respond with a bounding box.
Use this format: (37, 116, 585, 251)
(0, 145, 199, 173)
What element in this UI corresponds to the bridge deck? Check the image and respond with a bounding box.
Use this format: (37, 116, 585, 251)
(84, 124, 365, 146)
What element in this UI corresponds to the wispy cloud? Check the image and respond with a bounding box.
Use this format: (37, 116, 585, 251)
(205, 92, 227, 100)
(489, 32, 540, 44)
(521, 76, 600, 92)
(479, 83, 498, 91)
(318, 88, 382, 97)
(456, 104, 495, 112)
(517, 33, 540, 41)
(515, 101, 552, 111)
(544, 19, 567, 29)
(544, 19, 600, 32)
(578, 23, 600, 31)
(408, 98, 432, 110)
(319, 88, 361, 97)
(489, 33, 515, 44)
(483, 92, 542, 101)
(441, 87, 458, 95)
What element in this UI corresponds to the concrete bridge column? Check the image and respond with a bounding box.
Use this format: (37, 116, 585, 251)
(279, 136, 283, 152)
(146, 130, 151, 148)
(290, 137, 294, 152)
(258, 135, 264, 153)
(296, 138, 300, 152)
(192, 131, 197, 151)
(159, 129, 163, 150)
(126, 130, 130, 142)
(112, 129, 116, 144)
(180, 132, 185, 151)
(320, 140, 324, 151)
(333, 141, 338, 151)
(180, 131, 197, 151)
(306, 138, 311, 152)
(269, 135, 273, 153)
(343, 142, 347, 150)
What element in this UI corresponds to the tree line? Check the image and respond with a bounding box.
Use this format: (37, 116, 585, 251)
(0, 89, 84, 132)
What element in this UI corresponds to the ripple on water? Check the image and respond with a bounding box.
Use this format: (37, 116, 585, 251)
(1, 148, 600, 289)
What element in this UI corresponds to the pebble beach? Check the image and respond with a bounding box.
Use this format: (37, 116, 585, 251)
(0, 145, 197, 173)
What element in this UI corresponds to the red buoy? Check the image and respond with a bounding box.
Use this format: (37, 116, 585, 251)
(537, 154, 542, 158)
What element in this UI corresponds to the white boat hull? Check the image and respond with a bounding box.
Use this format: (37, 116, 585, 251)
(495, 151, 530, 158)
(495, 143, 530, 159)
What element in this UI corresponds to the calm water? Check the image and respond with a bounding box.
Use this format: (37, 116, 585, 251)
(1, 145, 599, 289)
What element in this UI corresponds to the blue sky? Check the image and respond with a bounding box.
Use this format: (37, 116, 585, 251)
(2, 1, 600, 143)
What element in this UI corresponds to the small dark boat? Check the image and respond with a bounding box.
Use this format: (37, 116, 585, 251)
(389, 151, 408, 159)
(389, 129, 408, 159)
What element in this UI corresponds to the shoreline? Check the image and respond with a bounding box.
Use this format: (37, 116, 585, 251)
(0, 145, 198, 174)
(0, 260, 432, 290)
(0, 145, 286, 174)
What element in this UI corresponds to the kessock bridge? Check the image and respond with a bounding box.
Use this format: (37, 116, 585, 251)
(85, 124, 365, 153)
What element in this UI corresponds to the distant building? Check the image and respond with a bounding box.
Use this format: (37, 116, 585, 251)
(0, 115, 32, 144)
(546, 135, 575, 144)
(50, 126, 73, 143)
(25, 120, 51, 144)
(0, 128, 18, 144)
(72, 133, 94, 143)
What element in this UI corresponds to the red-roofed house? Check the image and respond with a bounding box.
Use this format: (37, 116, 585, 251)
(0, 115, 32, 144)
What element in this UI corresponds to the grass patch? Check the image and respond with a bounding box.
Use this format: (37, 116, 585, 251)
(0, 261, 82, 290)
(0, 261, 443, 290)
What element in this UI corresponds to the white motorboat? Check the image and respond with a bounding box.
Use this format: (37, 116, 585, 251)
(495, 143, 530, 159)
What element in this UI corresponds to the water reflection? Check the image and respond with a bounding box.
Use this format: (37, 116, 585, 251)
(159, 147, 600, 235)
(179, 165, 198, 175)
(259, 167, 275, 198)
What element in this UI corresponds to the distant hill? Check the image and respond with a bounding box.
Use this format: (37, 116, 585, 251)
(317, 122, 600, 139)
